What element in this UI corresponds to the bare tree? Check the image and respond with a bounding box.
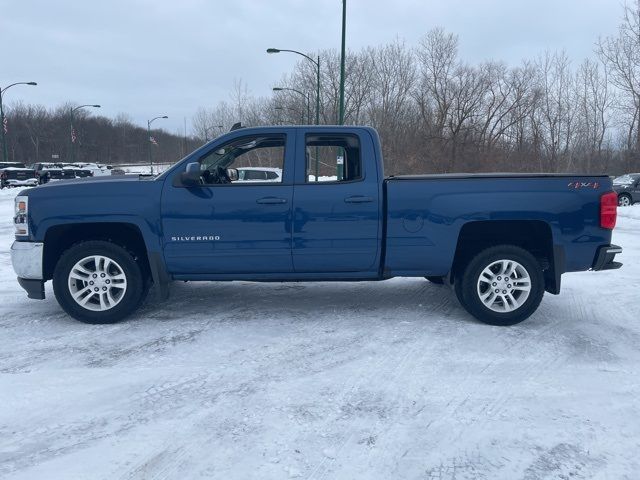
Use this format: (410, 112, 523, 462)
(597, 0, 640, 153)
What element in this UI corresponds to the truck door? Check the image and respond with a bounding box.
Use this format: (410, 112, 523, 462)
(161, 131, 295, 274)
(292, 130, 381, 273)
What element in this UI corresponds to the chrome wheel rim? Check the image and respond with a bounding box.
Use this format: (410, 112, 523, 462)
(477, 259, 531, 313)
(619, 196, 630, 206)
(68, 255, 127, 311)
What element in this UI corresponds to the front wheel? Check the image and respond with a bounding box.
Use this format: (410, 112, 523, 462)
(455, 245, 545, 326)
(53, 241, 148, 324)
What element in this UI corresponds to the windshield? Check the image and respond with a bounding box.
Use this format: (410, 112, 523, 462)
(614, 174, 639, 185)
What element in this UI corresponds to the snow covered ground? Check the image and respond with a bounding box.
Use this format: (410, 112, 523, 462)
(0, 187, 639, 479)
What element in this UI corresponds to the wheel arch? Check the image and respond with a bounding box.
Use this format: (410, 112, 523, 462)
(452, 220, 560, 294)
(42, 222, 151, 282)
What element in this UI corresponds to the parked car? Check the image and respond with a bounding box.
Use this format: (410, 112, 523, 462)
(11, 126, 622, 326)
(32, 163, 77, 184)
(71, 162, 111, 176)
(236, 167, 282, 182)
(0, 162, 38, 188)
(69, 167, 94, 178)
(613, 173, 640, 206)
(59, 164, 93, 179)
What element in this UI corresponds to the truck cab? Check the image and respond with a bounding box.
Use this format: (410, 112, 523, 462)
(162, 126, 381, 276)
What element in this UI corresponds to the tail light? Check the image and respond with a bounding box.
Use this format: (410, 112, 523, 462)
(600, 192, 618, 229)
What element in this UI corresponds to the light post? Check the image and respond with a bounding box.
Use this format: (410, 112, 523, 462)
(274, 106, 284, 126)
(147, 115, 168, 174)
(70, 104, 100, 163)
(338, 0, 347, 126)
(272, 87, 310, 124)
(267, 48, 320, 126)
(204, 124, 224, 142)
(273, 106, 299, 125)
(0, 82, 37, 163)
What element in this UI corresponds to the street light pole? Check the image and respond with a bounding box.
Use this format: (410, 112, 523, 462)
(147, 115, 168, 174)
(204, 124, 224, 142)
(0, 82, 37, 163)
(272, 87, 309, 124)
(70, 104, 101, 164)
(267, 48, 320, 126)
(338, 0, 347, 125)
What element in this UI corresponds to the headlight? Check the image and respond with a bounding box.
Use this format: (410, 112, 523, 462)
(14, 195, 29, 236)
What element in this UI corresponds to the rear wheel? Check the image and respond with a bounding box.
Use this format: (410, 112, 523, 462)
(456, 245, 544, 326)
(618, 194, 632, 207)
(53, 241, 148, 324)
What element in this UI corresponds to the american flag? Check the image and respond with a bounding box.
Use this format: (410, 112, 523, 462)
(2, 116, 7, 134)
(70, 125, 77, 143)
(149, 135, 158, 146)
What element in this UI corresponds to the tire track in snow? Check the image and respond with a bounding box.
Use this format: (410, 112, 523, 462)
(305, 282, 460, 480)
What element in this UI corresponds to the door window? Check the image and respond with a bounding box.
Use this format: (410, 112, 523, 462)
(198, 134, 285, 185)
(305, 134, 361, 183)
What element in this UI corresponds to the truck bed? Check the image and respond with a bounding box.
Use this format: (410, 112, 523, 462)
(387, 173, 610, 180)
(383, 174, 612, 277)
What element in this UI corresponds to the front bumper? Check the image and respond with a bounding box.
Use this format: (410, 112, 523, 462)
(11, 241, 45, 300)
(11, 241, 44, 279)
(592, 244, 623, 271)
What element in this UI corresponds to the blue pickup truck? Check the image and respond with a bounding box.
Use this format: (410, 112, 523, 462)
(11, 126, 622, 326)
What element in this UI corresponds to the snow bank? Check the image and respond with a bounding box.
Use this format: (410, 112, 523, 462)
(618, 203, 640, 221)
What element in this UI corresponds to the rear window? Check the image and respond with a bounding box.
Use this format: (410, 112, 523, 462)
(305, 134, 362, 183)
(614, 174, 639, 185)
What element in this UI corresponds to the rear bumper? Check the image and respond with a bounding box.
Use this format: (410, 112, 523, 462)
(592, 244, 623, 271)
(5, 179, 38, 187)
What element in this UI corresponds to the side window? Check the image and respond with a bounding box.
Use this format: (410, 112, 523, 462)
(198, 134, 285, 185)
(306, 134, 362, 183)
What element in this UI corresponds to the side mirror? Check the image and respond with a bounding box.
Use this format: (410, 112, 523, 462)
(174, 162, 202, 187)
(227, 168, 238, 182)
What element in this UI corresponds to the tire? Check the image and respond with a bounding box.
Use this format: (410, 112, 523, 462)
(455, 245, 544, 326)
(53, 241, 148, 324)
(425, 276, 445, 285)
(618, 194, 632, 207)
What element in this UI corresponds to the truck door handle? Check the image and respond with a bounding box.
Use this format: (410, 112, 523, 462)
(256, 197, 288, 205)
(344, 195, 373, 204)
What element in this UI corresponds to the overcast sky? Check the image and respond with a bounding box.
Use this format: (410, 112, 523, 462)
(0, 0, 624, 134)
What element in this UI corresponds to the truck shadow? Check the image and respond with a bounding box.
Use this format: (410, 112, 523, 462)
(138, 278, 472, 324)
